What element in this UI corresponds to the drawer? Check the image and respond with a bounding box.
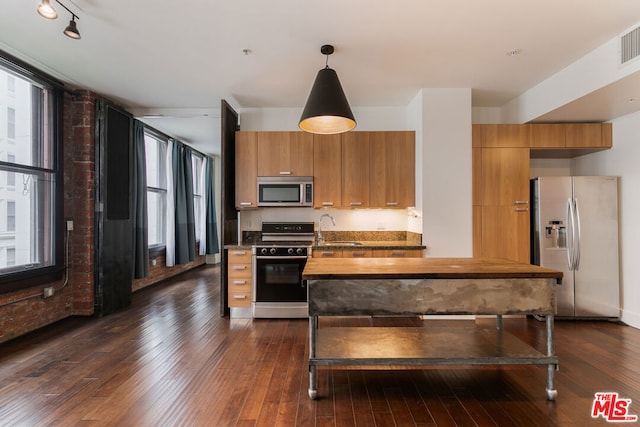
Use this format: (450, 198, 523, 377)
(228, 291, 251, 308)
(229, 277, 251, 291)
(343, 249, 373, 258)
(228, 249, 252, 263)
(228, 263, 252, 277)
(313, 250, 343, 258)
(372, 249, 423, 258)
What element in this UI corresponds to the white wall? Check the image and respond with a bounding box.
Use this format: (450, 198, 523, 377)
(572, 112, 640, 328)
(414, 89, 473, 257)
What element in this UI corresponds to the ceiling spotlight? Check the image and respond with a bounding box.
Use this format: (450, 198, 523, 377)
(299, 44, 356, 135)
(37, 0, 81, 40)
(507, 48, 522, 57)
(64, 16, 81, 39)
(37, 0, 58, 19)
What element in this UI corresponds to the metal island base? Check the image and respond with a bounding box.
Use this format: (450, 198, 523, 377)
(302, 257, 563, 401)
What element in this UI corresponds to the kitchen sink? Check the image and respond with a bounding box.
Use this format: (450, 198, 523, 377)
(321, 241, 363, 246)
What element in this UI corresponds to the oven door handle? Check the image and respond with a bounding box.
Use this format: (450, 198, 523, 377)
(255, 256, 309, 260)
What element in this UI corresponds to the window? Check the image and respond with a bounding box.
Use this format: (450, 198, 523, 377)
(6, 154, 15, 187)
(6, 201, 15, 232)
(145, 132, 167, 247)
(191, 152, 203, 240)
(0, 53, 61, 288)
(7, 107, 15, 140)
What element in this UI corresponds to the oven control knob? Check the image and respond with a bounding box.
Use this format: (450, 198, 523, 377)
(260, 248, 268, 255)
(270, 248, 277, 255)
(287, 248, 294, 255)
(296, 248, 304, 255)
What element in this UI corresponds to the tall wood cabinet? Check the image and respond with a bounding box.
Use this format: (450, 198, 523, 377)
(235, 131, 258, 208)
(473, 125, 530, 263)
(342, 132, 371, 208)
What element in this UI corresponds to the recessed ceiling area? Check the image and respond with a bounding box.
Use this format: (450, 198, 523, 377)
(2, 1, 640, 155)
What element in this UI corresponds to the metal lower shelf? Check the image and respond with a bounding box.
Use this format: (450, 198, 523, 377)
(310, 326, 557, 366)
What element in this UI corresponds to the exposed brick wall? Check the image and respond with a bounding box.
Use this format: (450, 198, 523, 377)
(0, 90, 205, 343)
(132, 253, 206, 292)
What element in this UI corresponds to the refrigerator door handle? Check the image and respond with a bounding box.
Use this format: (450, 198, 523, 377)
(566, 197, 575, 271)
(574, 198, 582, 270)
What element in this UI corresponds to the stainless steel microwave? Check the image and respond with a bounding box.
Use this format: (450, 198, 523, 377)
(257, 176, 313, 207)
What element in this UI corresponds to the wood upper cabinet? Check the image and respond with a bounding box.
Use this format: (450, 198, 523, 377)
(479, 124, 530, 147)
(369, 131, 415, 208)
(235, 131, 258, 209)
(529, 124, 565, 148)
(257, 131, 314, 177)
(565, 123, 612, 148)
(342, 132, 370, 208)
(313, 134, 342, 208)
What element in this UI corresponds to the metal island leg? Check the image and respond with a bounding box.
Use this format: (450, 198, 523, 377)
(546, 314, 558, 401)
(308, 315, 318, 399)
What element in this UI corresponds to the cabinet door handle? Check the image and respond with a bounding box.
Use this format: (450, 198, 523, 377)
(514, 200, 529, 205)
(322, 202, 334, 206)
(352, 251, 366, 257)
(321, 251, 335, 257)
(233, 280, 247, 285)
(232, 251, 247, 256)
(386, 202, 399, 206)
(350, 202, 362, 206)
(390, 251, 405, 257)
(233, 265, 247, 270)
(239, 202, 252, 206)
(233, 295, 247, 300)
(279, 171, 292, 175)
(515, 207, 529, 212)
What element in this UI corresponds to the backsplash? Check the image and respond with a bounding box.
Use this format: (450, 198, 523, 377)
(241, 230, 422, 245)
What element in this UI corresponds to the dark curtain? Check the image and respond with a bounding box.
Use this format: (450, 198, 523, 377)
(172, 140, 196, 264)
(132, 120, 149, 278)
(204, 157, 219, 254)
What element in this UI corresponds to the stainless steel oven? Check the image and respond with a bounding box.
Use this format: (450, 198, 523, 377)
(252, 222, 314, 318)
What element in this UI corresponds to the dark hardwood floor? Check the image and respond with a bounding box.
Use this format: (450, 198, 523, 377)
(1, 264, 639, 426)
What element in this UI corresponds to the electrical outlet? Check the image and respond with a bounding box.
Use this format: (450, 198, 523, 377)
(151, 259, 157, 266)
(66, 220, 74, 231)
(43, 286, 55, 298)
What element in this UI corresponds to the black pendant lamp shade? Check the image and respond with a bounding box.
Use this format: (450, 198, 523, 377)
(299, 45, 356, 134)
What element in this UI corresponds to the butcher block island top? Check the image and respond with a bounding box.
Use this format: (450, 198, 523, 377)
(302, 257, 563, 281)
(304, 257, 563, 401)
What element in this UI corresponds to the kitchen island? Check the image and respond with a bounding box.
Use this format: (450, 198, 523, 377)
(302, 257, 563, 400)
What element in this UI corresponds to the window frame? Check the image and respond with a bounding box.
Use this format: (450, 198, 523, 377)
(0, 50, 65, 293)
(143, 128, 168, 254)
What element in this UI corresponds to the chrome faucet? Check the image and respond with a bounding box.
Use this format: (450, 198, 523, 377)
(317, 214, 336, 245)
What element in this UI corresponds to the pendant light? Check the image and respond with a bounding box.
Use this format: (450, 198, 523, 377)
(64, 16, 81, 39)
(36, 0, 81, 40)
(299, 45, 356, 134)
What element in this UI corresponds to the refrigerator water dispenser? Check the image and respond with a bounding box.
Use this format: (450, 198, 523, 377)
(545, 220, 566, 248)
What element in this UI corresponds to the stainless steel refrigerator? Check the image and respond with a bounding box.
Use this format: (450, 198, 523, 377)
(531, 176, 620, 318)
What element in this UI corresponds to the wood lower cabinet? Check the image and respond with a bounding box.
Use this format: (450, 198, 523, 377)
(227, 249, 252, 308)
(480, 205, 530, 263)
(343, 249, 372, 258)
(235, 132, 258, 209)
(372, 249, 423, 258)
(313, 250, 344, 258)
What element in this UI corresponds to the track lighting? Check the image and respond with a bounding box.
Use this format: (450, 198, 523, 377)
(36, 0, 81, 40)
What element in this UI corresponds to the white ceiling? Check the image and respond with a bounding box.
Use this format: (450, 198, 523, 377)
(2, 1, 640, 155)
